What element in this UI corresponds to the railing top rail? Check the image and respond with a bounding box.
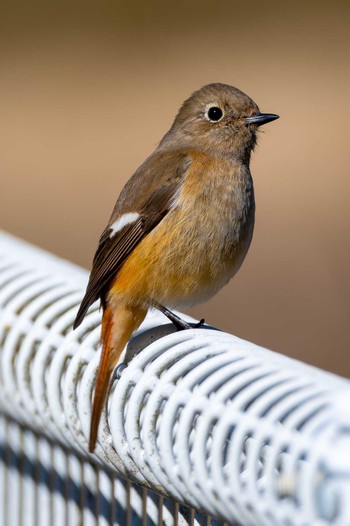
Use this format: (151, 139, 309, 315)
(1, 231, 350, 525)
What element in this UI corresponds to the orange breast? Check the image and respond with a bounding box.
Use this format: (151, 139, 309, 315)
(109, 153, 254, 309)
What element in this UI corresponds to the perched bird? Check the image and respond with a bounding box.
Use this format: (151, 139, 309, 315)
(73, 83, 279, 452)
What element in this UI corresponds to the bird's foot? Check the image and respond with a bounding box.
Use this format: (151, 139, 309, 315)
(114, 362, 128, 379)
(152, 301, 205, 331)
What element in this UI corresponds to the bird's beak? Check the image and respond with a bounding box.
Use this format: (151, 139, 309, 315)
(245, 113, 279, 126)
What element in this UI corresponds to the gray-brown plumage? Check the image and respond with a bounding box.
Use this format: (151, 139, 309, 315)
(73, 83, 279, 452)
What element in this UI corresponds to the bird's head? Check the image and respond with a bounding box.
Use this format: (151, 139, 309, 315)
(161, 83, 279, 162)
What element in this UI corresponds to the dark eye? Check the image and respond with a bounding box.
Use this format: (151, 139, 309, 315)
(206, 106, 223, 122)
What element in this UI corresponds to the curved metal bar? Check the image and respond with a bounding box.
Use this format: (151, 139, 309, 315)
(0, 231, 350, 525)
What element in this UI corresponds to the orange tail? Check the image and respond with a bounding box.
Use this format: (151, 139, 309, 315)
(89, 303, 147, 452)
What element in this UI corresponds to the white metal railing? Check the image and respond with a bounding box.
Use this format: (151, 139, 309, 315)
(0, 231, 350, 526)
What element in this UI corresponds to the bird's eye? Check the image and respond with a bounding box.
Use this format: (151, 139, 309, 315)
(205, 106, 223, 122)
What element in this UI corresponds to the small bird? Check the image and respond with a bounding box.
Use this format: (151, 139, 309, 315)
(73, 83, 279, 452)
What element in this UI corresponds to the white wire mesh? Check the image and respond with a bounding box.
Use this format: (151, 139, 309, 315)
(0, 230, 350, 525)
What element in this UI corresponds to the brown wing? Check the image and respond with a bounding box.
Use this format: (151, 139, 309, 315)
(73, 150, 191, 329)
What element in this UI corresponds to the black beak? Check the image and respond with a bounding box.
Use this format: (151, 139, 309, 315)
(245, 113, 279, 126)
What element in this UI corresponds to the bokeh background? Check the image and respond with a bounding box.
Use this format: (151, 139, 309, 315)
(1, 1, 349, 375)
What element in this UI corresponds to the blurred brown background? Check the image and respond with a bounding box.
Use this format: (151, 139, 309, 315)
(1, 1, 349, 375)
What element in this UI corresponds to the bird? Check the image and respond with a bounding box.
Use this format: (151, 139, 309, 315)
(73, 83, 279, 452)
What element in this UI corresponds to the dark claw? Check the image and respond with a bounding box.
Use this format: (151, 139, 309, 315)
(172, 318, 192, 331)
(114, 362, 128, 379)
(152, 300, 205, 331)
(160, 307, 192, 331)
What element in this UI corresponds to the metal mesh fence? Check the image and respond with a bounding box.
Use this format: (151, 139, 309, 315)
(1, 231, 350, 525)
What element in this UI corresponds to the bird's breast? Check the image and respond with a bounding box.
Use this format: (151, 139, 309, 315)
(109, 153, 255, 309)
(175, 154, 255, 263)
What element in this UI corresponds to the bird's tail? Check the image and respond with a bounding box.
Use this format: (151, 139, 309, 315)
(89, 303, 147, 452)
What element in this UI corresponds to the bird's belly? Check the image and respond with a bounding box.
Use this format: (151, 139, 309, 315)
(110, 193, 255, 309)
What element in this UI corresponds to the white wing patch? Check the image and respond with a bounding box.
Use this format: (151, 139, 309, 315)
(169, 186, 181, 210)
(109, 213, 140, 237)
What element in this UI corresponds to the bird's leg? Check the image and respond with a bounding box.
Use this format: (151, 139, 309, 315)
(153, 301, 191, 330)
(152, 301, 205, 330)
